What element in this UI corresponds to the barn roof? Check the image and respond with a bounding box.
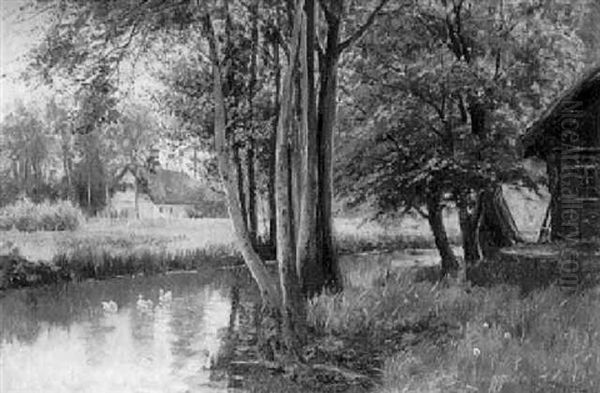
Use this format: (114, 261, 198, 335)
(522, 65, 600, 159)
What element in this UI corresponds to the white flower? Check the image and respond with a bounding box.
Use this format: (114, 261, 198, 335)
(473, 347, 481, 357)
(483, 322, 489, 328)
(504, 332, 512, 339)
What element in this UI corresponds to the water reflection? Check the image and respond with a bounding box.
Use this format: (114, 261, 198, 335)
(0, 269, 259, 393)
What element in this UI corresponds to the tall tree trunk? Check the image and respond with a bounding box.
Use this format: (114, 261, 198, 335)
(105, 182, 110, 213)
(247, 0, 259, 245)
(247, 142, 258, 244)
(295, 0, 323, 296)
(426, 193, 459, 276)
(134, 175, 139, 219)
(457, 191, 482, 265)
(62, 144, 73, 200)
(233, 146, 248, 228)
(87, 169, 92, 212)
(268, 34, 281, 251)
(203, 13, 280, 307)
(315, 4, 343, 293)
(275, 0, 307, 350)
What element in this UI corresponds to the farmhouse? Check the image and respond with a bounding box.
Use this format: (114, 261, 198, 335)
(522, 66, 600, 241)
(108, 165, 226, 219)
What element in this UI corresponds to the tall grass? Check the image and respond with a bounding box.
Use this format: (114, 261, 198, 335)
(0, 199, 83, 232)
(53, 242, 240, 281)
(307, 260, 600, 393)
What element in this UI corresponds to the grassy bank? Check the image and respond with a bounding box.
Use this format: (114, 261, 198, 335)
(243, 258, 599, 392)
(250, 258, 598, 393)
(1, 217, 442, 290)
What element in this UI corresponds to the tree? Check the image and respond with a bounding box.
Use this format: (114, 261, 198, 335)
(27, 0, 388, 353)
(0, 102, 53, 203)
(337, 0, 588, 272)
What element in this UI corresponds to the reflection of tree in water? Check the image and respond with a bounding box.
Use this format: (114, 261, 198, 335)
(208, 284, 275, 390)
(168, 291, 207, 369)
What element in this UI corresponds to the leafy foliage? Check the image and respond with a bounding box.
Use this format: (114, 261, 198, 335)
(337, 0, 590, 217)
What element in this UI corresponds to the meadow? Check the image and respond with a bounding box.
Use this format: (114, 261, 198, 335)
(0, 185, 547, 290)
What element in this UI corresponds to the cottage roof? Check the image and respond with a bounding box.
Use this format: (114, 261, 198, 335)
(113, 165, 223, 205)
(522, 65, 600, 159)
(147, 169, 223, 205)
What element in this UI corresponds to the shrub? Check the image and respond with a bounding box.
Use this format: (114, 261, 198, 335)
(0, 199, 83, 232)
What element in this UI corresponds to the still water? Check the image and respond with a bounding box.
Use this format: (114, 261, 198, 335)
(0, 268, 259, 393)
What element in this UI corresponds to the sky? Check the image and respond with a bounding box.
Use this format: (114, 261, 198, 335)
(0, 0, 50, 117)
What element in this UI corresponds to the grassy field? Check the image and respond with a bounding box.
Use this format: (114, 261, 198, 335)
(0, 185, 548, 290)
(2, 184, 547, 261)
(3, 216, 444, 263)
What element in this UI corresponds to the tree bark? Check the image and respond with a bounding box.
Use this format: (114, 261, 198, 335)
(268, 33, 281, 252)
(457, 191, 482, 265)
(134, 169, 139, 219)
(295, 0, 323, 297)
(247, 142, 258, 244)
(247, 0, 259, 245)
(233, 146, 248, 228)
(87, 169, 92, 212)
(204, 13, 280, 308)
(426, 192, 459, 276)
(315, 2, 343, 292)
(275, 0, 307, 350)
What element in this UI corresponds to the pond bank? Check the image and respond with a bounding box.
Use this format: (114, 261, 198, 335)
(0, 246, 241, 291)
(0, 218, 450, 291)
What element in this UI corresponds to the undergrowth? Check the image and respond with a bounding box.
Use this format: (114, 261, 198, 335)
(0, 199, 83, 231)
(307, 262, 600, 393)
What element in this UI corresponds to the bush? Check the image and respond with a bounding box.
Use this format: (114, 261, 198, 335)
(0, 199, 84, 232)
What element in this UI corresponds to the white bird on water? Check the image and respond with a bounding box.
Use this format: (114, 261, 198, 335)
(136, 294, 154, 313)
(101, 300, 118, 313)
(159, 289, 173, 304)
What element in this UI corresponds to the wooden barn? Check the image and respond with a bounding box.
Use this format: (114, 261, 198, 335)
(522, 66, 600, 241)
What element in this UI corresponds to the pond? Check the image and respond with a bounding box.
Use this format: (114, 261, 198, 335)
(0, 250, 441, 393)
(0, 267, 261, 393)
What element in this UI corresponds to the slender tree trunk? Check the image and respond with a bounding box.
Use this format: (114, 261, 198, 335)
(63, 146, 72, 200)
(268, 36, 281, 251)
(134, 176, 139, 219)
(233, 146, 248, 227)
(87, 169, 92, 212)
(315, 6, 343, 292)
(275, 1, 307, 350)
(426, 192, 459, 276)
(457, 191, 482, 265)
(247, 143, 258, 244)
(247, 0, 259, 245)
(105, 182, 110, 213)
(295, 0, 323, 296)
(204, 12, 280, 308)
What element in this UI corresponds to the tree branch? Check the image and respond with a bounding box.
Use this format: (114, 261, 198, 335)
(338, 0, 389, 54)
